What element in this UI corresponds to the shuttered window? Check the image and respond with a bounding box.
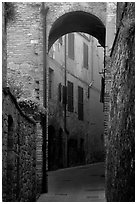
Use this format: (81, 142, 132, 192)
(78, 86, 84, 120)
(48, 68, 53, 99)
(62, 86, 67, 105)
(67, 81, 74, 112)
(83, 42, 88, 69)
(58, 83, 62, 102)
(68, 33, 75, 60)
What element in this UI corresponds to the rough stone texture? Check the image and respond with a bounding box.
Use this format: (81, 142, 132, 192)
(7, 2, 105, 170)
(2, 3, 7, 88)
(2, 87, 37, 202)
(105, 3, 135, 202)
(17, 98, 47, 196)
(36, 122, 43, 196)
(46, 2, 106, 28)
(45, 2, 106, 49)
(7, 2, 106, 102)
(7, 2, 43, 101)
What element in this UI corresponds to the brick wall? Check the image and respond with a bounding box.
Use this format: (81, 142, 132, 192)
(105, 3, 135, 201)
(2, 87, 37, 201)
(7, 2, 106, 102)
(6, 2, 105, 170)
(7, 2, 44, 101)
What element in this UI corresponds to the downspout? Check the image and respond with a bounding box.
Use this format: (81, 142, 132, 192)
(64, 35, 68, 167)
(42, 3, 49, 108)
(41, 2, 49, 193)
(103, 45, 106, 110)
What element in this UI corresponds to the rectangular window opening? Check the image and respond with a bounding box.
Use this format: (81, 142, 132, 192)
(48, 68, 54, 99)
(78, 86, 84, 120)
(67, 81, 74, 112)
(83, 42, 88, 69)
(68, 33, 75, 60)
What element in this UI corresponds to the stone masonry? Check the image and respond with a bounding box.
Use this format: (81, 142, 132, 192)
(105, 3, 135, 201)
(6, 1, 106, 173)
(4, 2, 135, 201)
(2, 87, 37, 201)
(7, 2, 106, 102)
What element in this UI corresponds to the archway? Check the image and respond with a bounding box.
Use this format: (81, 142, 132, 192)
(48, 11, 105, 50)
(47, 9, 105, 166)
(45, 7, 106, 198)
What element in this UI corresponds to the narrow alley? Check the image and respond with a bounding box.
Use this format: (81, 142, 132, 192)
(37, 162, 106, 202)
(2, 2, 135, 202)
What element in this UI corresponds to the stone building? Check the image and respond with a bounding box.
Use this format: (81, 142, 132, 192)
(105, 2, 135, 201)
(2, 87, 37, 201)
(6, 2, 106, 171)
(3, 2, 135, 202)
(48, 33, 104, 169)
(2, 3, 44, 201)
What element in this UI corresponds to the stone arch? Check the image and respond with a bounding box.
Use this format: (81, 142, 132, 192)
(46, 2, 106, 50)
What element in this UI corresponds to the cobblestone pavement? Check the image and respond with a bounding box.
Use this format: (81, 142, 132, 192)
(37, 162, 106, 202)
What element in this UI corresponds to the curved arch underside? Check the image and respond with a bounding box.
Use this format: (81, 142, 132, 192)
(48, 11, 106, 50)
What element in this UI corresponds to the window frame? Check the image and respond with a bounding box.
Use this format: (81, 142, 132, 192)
(67, 81, 74, 112)
(78, 86, 84, 120)
(68, 33, 75, 60)
(83, 42, 89, 69)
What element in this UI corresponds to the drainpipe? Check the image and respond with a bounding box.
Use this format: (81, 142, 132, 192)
(41, 2, 49, 193)
(42, 3, 49, 108)
(103, 45, 106, 110)
(64, 34, 68, 167)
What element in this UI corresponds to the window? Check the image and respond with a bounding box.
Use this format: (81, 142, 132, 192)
(68, 33, 75, 60)
(58, 37, 63, 45)
(62, 86, 67, 105)
(67, 81, 74, 112)
(58, 37, 63, 51)
(58, 83, 67, 105)
(78, 86, 84, 120)
(58, 83, 62, 102)
(48, 68, 54, 99)
(83, 42, 88, 69)
(35, 80, 40, 100)
(49, 44, 55, 59)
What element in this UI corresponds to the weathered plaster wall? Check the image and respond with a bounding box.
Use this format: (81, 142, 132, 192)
(2, 87, 36, 201)
(105, 3, 135, 202)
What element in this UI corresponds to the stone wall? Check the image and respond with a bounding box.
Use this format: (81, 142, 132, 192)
(2, 87, 37, 201)
(17, 98, 47, 196)
(7, 2, 44, 101)
(6, 2, 105, 171)
(105, 3, 135, 201)
(7, 2, 106, 101)
(36, 122, 43, 196)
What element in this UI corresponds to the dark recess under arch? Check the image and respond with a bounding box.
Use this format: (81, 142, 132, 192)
(48, 11, 106, 50)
